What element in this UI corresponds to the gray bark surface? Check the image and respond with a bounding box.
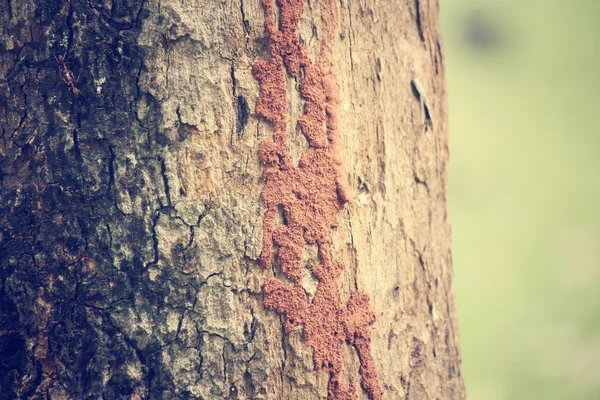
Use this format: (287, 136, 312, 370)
(0, 0, 465, 399)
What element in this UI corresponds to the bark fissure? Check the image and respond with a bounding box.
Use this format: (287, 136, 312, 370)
(414, 0, 425, 41)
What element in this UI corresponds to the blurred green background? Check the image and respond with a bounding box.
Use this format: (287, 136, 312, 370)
(440, 0, 600, 399)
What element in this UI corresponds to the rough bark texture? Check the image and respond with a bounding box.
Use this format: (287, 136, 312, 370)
(0, 0, 464, 399)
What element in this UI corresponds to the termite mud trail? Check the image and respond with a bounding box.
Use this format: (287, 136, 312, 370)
(253, 0, 383, 399)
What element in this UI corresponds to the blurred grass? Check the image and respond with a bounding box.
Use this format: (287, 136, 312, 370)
(440, 0, 600, 399)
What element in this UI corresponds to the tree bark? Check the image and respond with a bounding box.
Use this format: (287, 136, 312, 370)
(0, 0, 465, 399)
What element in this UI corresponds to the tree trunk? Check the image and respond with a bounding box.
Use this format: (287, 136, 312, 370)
(0, 0, 464, 399)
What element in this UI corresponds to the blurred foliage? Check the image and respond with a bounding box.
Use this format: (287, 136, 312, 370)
(440, 0, 600, 399)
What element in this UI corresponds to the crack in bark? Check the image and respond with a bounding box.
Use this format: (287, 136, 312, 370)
(144, 210, 161, 270)
(158, 156, 172, 209)
(414, 0, 425, 42)
(239, 0, 250, 49)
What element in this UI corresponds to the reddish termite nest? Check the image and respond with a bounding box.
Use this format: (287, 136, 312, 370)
(253, 0, 383, 399)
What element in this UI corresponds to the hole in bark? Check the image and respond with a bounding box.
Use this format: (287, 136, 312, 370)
(276, 204, 287, 226)
(236, 95, 249, 136)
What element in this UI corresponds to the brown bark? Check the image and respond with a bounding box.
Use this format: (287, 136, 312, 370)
(0, 0, 464, 399)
